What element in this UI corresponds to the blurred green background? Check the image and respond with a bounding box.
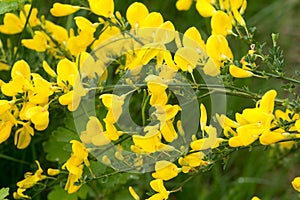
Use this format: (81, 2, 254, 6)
(1, 0, 300, 199)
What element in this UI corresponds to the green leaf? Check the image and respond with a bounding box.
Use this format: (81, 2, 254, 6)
(47, 184, 89, 200)
(0, 0, 25, 15)
(43, 113, 80, 164)
(0, 187, 9, 200)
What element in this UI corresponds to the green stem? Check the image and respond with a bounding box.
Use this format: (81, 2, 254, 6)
(0, 154, 31, 165)
(254, 70, 300, 85)
(141, 89, 150, 126)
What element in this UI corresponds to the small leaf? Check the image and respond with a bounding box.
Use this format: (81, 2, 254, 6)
(0, 187, 9, 200)
(0, 0, 25, 15)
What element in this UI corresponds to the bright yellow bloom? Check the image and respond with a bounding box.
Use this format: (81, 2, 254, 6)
(13, 188, 30, 199)
(146, 76, 168, 106)
(211, 11, 232, 36)
(62, 140, 89, 193)
(20, 5, 40, 27)
(174, 47, 199, 72)
(45, 20, 68, 44)
(259, 130, 286, 145)
(195, 0, 216, 17)
(200, 103, 207, 131)
(292, 177, 300, 192)
(0, 13, 24, 34)
(152, 160, 180, 181)
(47, 168, 60, 176)
(154, 21, 176, 44)
(183, 26, 206, 52)
(176, 0, 193, 11)
(251, 196, 261, 200)
(16, 161, 46, 189)
(227, 90, 277, 147)
(132, 126, 163, 153)
(229, 65, 253, 78)
(50, 3, 80, 17)
(14, 122, 34, 149)
(206, 34, 233, 67)
(25, 105, 49, 131)
(178, 151, 207, 173)
(100, 94, 125, 123)
(296, 119, 300, 132)
(126, 2, 149, 28)
(0, 100, 12, 115)
(191, 125, 223, 150)
(22, 31, 48, 52)
(88, 0, 114, 17)
(147, 179, 169, 200)
(80, 116, 110, 146)
(129, 186, 140, 200)
(42, 61, 57, 77)
(64, 165, 84, 193)
(0, 120, 14, 144)
(1, 60, 32, 97)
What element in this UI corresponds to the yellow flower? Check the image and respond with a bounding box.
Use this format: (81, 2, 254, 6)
(42, 61, 57, 78)
(152, 160, 180, 181)
(200, 103, 207, 131)
(296, 119, 300, 132)
(292, 177, 300, 192)
(80, 116, 110, 146)
(47, 168, 60, 176)
(251, 196, 261, 200)
(0, 13, 24, 34)
(0, 120, 14, 144)
(174, 47, 199, 72)
(191, 125, 223, 150)
(45, 20, 68, 44)
(25, 105, 49, 131)
(50, 3, 80, 17)
(195, 0, 216, 17)
(100, 94, 125, 123)
(232, 9, 246, 26)
(206, 34, 233, 67)
(154, 21, 176, 44)
(182, 26, 206, 52)
(16, 161, 46, 189)
(227, 90, 277, 147)
(20, 5, 40, 27)
(229, 65, 253, 78)
(178, 152, 207, 173)
(140, 12, 164, 28)
(1, 60, 32, 97)
(14, 122, 34, 149)
(176, 0, 193, 11)
(64, 165, 84, 194)
(13, 188, 30, 199)
(88, 0, 114, 17)
(29, 75, 54, 104)
(22, 31, 48, 52)
(62, 140, 90, 193)
(259, 130, 286, 145)
(126, 2, 149, 28)
(146, 76, 168, 106)
(147, 179, 169, 200)
(0, 100, 12, 116)
(211, 11, 232, 36)
(129, 186, 140, 200)
(132, 126, 163, 153)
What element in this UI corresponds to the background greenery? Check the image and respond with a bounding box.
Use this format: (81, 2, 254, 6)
(0, 0, 300, 199)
